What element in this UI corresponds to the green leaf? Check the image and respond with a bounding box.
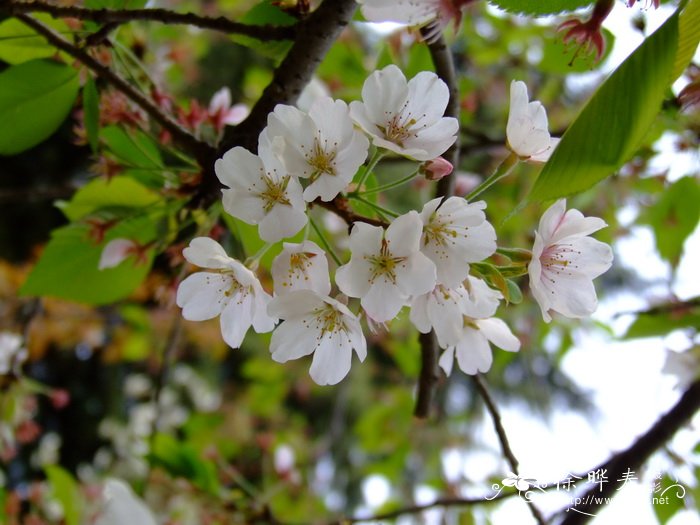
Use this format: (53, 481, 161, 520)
(672, 0, 700, 80)
(86, 0, 148, 8)
(528, 12, 680, 202)
(623, 306, 700, 339)
(0, 14, 69, 65)
(45, 466, 82, 525)
(101, 126, 165, 187)
(487, 0, 594, 16)
(652, 475, 687, 524)
(58, 176, 160, 222)
(83, 77, 100, 154)
(231, 0, 296, 59)
(149, 434, 220, 495)
(644, 176, 700, 266)
(21, 214, 157, 305)
(0, 60, 79, 156)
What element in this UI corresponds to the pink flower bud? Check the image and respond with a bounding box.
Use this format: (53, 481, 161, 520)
(49, 389, 70, 410)
(420, 157, 454, 181)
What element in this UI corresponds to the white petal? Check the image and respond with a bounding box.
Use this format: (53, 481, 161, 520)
(537, 199, 568, 242)
(270, 316, 318, 362)
(396, 252, 437, 297)
(219, 291, 254, 348)
(271, 241, 331, 296)
(182, 237, 231, 269)
(221, 188, 265, 225)
(251, 285, 276, 333)
(258, 203, 308, 243)
(476, 318, 520, 352)
(176, 272, 229, 321)
(215, 147, 264, 189)
(99, 239, 135, 270)
(362, 278, 407, 322)
(268, 289, 325, 318)
(360, 65, 409, 127)
(455, 328, 493, 374)
(385, 211, 423, 256)
(438, 347, 455, 376)
(409, 293, 431, 334)
(335, 259, 373, 299)
(405, 71, 450, 125)
(309, 331, 353, 385)
(428, 291, 465, 348)
(95, 479, 157, 525)
(348, 221, 384, 258)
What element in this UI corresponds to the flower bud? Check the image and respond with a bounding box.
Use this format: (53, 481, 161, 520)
(420, 157, 454, 181)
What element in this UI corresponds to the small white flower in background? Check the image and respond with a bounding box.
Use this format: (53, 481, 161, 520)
(0, 332, 28, 375)
(438, 317, 520, 375)
(662, 348, 700, 390)
(419, 197, 497, 287)
(506, 80, 560, 162)
(94, 478, 157, 525)
(216, 130, 307, 243)
(266, 98, 370, 202)
(271, 241, 331, 296)
(208, 87, 248, 131)
(176, 237, 276, 348)
(268, 290, 366, 385)
(98, 239, 149, 270)
(335, 211, 437, 322)
(410, 276, 502, 348)
(349, 65, 458, 161)
(528, 199, 613, 323)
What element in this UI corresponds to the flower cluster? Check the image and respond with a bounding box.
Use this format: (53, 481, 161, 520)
(171, 66, 612, 386)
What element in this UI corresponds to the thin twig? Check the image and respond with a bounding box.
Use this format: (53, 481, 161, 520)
(558, 378, 700, 524)
(15, 14, 215, 165)
(314, 196, 388, 229)
(3, 1, 296, 40)
(472, 375, 549, 525)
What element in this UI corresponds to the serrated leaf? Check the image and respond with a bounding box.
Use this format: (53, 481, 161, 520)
(0, 60, 79, 156)
(45, 466, 82, 525)
(83, 77, 100, 153)
(58, 176, 160, 222)
(0, 14, 69, 65)
(488, 0, 594, 16)
(528, 12, 679, 202)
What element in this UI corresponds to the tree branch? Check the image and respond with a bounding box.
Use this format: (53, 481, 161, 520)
(3, 1, 296, 40)
(413, 31, 460, 419)
(15, 13, 215, 165)
(314, 197, 388, 229)
(558, 378, 700, 524)
(472, 375, 549, 525)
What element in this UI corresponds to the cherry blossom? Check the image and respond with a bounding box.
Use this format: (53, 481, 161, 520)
(98, 239, 150, 270)
(438, 317, 520, 375)
(419, 197, 497, 287)
(208, 87, 248, 131)
(266, 98, 369, 202)
(410, 276, 502, 348)
(335, 211, 437, 322)
(271, 240, 331, 296)
(215, 131, 307, 243)
(528, 199, 613, 323)
(662, 349, 700, 390)
(94, 478, 157, 525)
(506, 80, 559, 162)
(0, 333, 27, 375)
(349, 65, 458, 161)
(176, 237, 275, 348)
(268, 290, 366, 385)
(420, 157, 453, 181)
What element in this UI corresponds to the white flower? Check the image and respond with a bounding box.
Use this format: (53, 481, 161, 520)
(176, 237, 276, 348)
(438, 317, 520, 375)
(349, 65, 458, 161)
(662, 348, 700, 390)
(94, 478, 157, 525)
(98, 239, 150, 270)
(506, 80, 559, 162)
(410, 276, 502, 348)
(271, 240, 331, 296)
(268, 290, 366, 385)
(208, 87, 248, 130)
(419, 196, 497, 287)
(528, 199, 613, 323)
(266, 98, 370, 202)
(335, 211, 437, 322)
(0, 333, 27, 375)
(215, 131, 307, 243)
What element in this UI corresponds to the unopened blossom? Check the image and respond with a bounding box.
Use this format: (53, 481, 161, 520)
(358, 0, 475, 42)
(266, 97, 369, 202)
(420, 157, 453, 181)
(98, 239, 149, 270)
(411, 276, 502, 348)
(176, 237, 275, 348)
(438, 317, 520, 375)
(528, 199, 613, 323)
(350, 65, 458, 161)
(268, 290, 367, 385)
(216, 131, 307, 243)
(557, 0, 613, 63)
(335, 211, 437, 322)
(0, 333, 27, 375)
(94, 479, 157, 525)
(208, 87, 248, 131)
(506, 80, 559, 162)
(271, 240, 331, 296)
(419, 197, 497, 287)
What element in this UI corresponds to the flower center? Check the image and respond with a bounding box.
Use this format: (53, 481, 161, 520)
(540, 243, 580, 277)
(306, 137, 337, 180)
(259, 175, 291, 212)
(313, 303, 348, 336)
(423, 217, 459, 248)
(380, 103, 427, 147)
(281, 252, 316, 288)
(366, 238, 407, 284)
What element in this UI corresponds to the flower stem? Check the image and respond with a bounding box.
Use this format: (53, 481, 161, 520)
(309, 217, 342, 266)
(349, 195, 400, 218)
(244, 242, 273, 269)
(354, 149, 384, 191)
(465, 152, 519, 202)
(358, 167, 421, 196)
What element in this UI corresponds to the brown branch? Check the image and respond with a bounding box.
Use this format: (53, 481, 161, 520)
(314, 197, 388, 229)
(472, 375, 549, 525)
(15, 13, 215, 165)
(413, 31, 460, 419)
(3, 1, 296, 40)
(558, 378, 700, 525)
